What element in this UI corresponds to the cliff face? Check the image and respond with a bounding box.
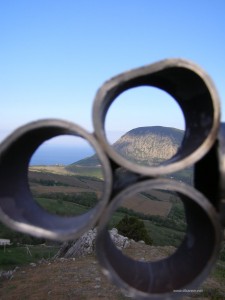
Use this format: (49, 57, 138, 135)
(113, 126, 184, 166)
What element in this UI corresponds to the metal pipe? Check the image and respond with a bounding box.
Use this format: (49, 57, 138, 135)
(96, 179, 221, 299)
(92, 58, 220, 176)
(0, 119, 112, 241)
(0, 59, 223, 299)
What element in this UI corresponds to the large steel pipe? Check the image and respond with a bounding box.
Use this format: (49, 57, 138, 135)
(0, 59, 223, 298)
(93, 58, 220, 176)
(0, 119, 112, 241)
(194, 122, 225, 226)
(218, 123, 225, 227)
(96, 179, 221, 299)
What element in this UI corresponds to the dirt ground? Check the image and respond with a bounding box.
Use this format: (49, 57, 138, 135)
(1, 243, 224, 300)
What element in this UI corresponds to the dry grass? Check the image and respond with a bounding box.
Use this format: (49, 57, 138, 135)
(1, 243, 224, 300)
(0, 256, 126, 300)
(29, 166, 73, 176)
(122, 194, 172, 216)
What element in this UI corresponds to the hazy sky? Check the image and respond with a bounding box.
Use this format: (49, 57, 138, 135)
(1, 0, 225, 144)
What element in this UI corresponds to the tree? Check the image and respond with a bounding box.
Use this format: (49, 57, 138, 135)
(116, 215, 153, 245)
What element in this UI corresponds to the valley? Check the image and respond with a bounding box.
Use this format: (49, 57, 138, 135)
(27, 163, 187, 248)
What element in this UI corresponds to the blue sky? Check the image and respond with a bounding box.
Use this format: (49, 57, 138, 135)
(0, 0, 225, 145)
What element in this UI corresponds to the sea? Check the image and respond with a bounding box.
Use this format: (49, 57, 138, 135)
(28, 130, 123, 166)
(30, 146, 95, 166)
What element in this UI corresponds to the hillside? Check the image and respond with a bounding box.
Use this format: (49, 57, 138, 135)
(113, 126, 183, 165)
(67, 126, 184, 169)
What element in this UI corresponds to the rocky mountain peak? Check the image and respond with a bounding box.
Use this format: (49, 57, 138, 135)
(113, 126, 184, 166)
(67, 126, 184, 168)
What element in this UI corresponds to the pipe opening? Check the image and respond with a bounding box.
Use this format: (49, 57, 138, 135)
(109, 188, 187, 259)
(96, 179, 221, 298)
(28, 135, 104, 217)
(105, 86, 185, 167)
(93, 59, 220, 176)
(0, 120, 112, 241)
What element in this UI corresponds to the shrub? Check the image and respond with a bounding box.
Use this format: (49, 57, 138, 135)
(116, 215, 153, 245)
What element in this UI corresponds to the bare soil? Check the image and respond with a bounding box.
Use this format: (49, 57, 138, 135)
(122, 194, 172, 216)
(0, 243, 224, 300)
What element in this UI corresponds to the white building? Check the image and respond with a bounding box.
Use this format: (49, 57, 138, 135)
(0, 239, 10, 246)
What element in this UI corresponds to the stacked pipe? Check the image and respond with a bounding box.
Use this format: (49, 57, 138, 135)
(0, 59, 223, 299)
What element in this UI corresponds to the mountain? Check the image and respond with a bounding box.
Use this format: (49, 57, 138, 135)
(67, 126, 184, 168)
(113, 126, 183, 166)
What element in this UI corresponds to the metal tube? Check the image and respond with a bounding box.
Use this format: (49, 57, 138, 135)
(0, 119, 112, 241)
(0, 58, 223, 299)
(92, 58, 220, 176)
(96, 179, 221, 299)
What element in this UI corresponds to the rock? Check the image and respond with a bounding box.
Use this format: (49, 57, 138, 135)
(138, 240, 145, 244)
(95, 277, 101, 282)
(110, 228, 130, 250)
(30, 263, 36, 267)
(0, 270, 14, 280)
(60, 258, 66, 262)
(94, 285, 101, 289)
(54, 228, 132, 259)
(38, 258, 47, 264)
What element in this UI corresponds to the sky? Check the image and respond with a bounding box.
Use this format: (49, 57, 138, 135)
(0, 0, 225, 147)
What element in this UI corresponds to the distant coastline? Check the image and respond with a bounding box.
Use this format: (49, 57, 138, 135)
(30, 146, 94, 166)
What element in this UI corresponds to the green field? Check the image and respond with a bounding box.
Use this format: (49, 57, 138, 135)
(1, 193, 225, 277)
(1, 168, 223, 275)
(65, 166, 103, 179)
(36, 197, 89, 216)
(109, 206, 186, 247)
(37, 196, 186, 247)
(0, 245, 58, 270)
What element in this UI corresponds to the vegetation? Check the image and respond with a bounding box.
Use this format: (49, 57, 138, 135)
(67, 154, 101, 167)
(36, 192, 98, 209)
(0, 191, 186, 262)
(165, 167, 193, 185)
(36, 198, 88, 216)
(0, 244, 58, 270)
(0, 222, 45, 245)
(65, 165, 103, 179)
(108, 199, 186, 247)
(29, 178, 71, 187)
(1, 127, 224, 296)
(113, 199, 186, 232)
(0, 138, 197, 272)
(116, 215, 153, 245)
(112, 126, 184, 166)
(219, 242, 225, 262)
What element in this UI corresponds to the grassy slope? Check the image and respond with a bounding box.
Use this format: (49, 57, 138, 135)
(36, 198, 88, 216)
(2, 166, 223, 281)
(29, 165, 103, 179)
(65, 166, 103, 178)
(1, 166, 189, 249)
(29, 168, 188, 246)
(0, 245, 58, 270)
